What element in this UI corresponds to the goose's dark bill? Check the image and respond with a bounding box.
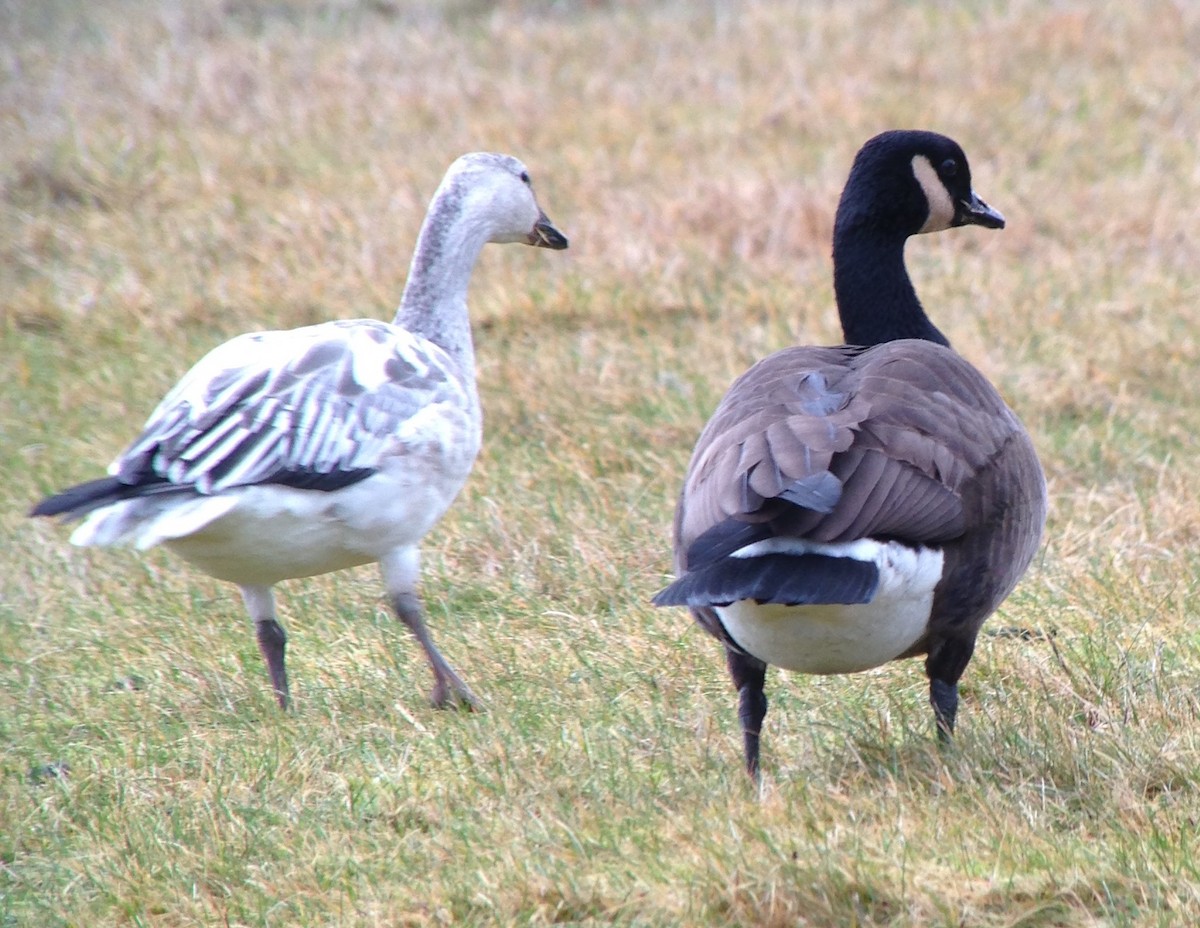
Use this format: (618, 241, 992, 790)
(956, 190, 1005, 229)
(530, 212, 569, 249)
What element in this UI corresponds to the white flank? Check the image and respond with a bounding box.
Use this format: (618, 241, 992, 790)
(715, 537, 945, 675)
(160, 467, 466, 587)
(69, 496, 239, 549)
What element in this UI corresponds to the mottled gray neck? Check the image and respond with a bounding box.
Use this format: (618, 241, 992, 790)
(394, 181, 495, 379)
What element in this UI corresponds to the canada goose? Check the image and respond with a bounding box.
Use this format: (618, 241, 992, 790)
(653, 131, 1046, 777)
(31, 152, 568, 710)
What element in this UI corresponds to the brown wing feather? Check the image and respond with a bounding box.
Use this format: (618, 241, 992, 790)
(676, 339, 1041, 573)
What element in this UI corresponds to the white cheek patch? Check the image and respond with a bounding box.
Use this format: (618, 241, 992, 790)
(912, 155, 956, 233)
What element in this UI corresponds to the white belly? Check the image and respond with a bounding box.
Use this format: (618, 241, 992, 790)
(166, 468, 465, 585)
(714, 539, 944, 674)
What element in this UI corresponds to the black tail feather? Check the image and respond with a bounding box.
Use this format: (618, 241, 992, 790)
(30, 465, 378, 522)
(653, 552, 879, 608)
(30, 475, 172, 520)
(30, 464, 378, 522)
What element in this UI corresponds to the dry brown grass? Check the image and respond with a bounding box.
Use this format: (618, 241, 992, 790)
(4, 0, 1200, 925)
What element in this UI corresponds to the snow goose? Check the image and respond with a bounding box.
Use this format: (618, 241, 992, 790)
(653, 131, 1046, 777)
(32, 152, 568, 710)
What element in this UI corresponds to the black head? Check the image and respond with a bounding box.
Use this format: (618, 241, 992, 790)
(831, 130, 1004, 348)
(834, 130, 1004, 240)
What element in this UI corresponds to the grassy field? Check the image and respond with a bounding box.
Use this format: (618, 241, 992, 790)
(3, 0, 1200, 924)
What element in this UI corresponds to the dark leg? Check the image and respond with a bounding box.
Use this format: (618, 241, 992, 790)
(381, 549, 479, 710)
(726, 646, 768, 779)
(256, 619, 290, 710)
(925, 636, 977, 742)
(929, 678, 957, 742)
(390, 590, 479, 710)
(240, 584, 289, 709)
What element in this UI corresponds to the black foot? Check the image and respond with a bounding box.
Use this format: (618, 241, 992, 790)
(926, 636, 977, 743)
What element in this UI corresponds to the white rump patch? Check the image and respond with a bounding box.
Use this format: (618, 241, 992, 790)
(716, 537, 945, 675)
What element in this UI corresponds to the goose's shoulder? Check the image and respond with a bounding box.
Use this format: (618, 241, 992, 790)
(848, 340, 1034, 473)
(167, 319, 458, 398)
(720, 340, 1001, 406)
(725, 344, 864, 396)
(705, 339, 1024, 449)
(149, 320, 467, 423)
(695, 346, 863, 447)
(853, 339, 1016, 411)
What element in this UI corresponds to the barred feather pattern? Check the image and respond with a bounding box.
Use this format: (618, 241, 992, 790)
(111, 318, 479, 496)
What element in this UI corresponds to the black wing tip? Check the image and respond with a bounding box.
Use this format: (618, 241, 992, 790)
(29, 476, 127, 520)
(654, 552, 881, 609)
(28, 466, 380, 522)
(685, 520, 772, 573)
(684, 473, 845, 571)
(650, 583, 685, 608)
(29, 496, 63, 518)
(261, 467, 378, 492)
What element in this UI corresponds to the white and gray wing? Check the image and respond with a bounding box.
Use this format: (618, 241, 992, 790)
(112, 319, 474, 494)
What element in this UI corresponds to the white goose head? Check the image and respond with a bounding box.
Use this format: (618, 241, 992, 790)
(436, 152, 568, 250)
(396, 153, 567, 354)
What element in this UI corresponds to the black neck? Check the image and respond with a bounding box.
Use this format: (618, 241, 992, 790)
(832, 231, 949, 348)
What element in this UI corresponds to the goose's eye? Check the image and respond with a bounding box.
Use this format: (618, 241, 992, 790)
(940, 158, 958, 178)
(519, 171, 531, 185)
